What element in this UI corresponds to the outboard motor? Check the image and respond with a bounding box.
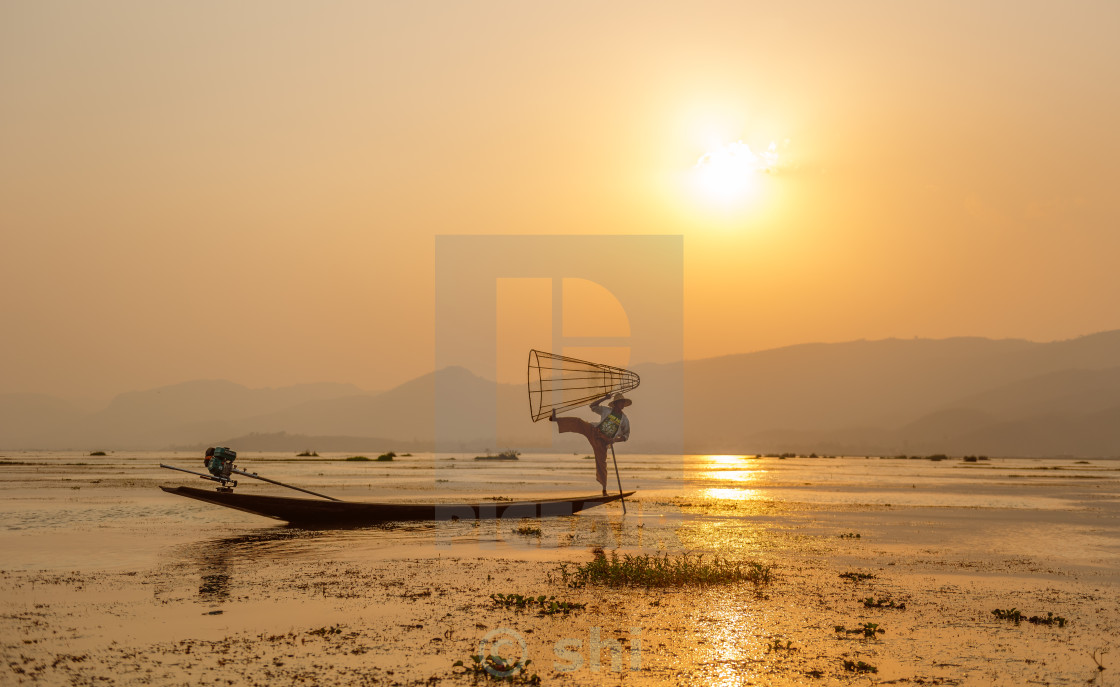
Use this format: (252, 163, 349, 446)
(204, 447, 237, 481)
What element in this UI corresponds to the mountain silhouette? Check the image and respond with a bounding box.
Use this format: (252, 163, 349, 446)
(4, 330, 1119, 456)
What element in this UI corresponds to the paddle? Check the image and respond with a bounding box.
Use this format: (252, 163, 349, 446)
(609, 444, 626, 514)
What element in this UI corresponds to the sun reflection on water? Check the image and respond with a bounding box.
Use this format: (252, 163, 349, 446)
(697, 454, 766, 488)
(702, 487, 765, 502)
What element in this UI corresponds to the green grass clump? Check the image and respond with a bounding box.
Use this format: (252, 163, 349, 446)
(863, 597, 906, 610)
(345, 456, 370, 461)
(490, 593, 585, 616)
(839, 571, 876, 582)
(764, 638, 797, 653)
(992, 608, 1067, 627)
(307, 625, 341, 636)
(560, 551, 774, 588)
(514, 524, 542, 537)
(834, 622, 885, 638)
(843, 659, 877, 674)
(376, 452, 396, 461)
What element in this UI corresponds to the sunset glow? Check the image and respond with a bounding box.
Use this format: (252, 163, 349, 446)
(692, 140, 778, 204)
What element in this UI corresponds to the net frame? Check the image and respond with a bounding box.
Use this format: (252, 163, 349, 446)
(527, 349, 640, 422)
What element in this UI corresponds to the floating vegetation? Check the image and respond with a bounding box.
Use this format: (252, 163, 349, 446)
(765, 638, 798, 653)
(345, 456, 370, 462)
(991, 608, 1067, 627)
(863, 597, 906, 610)
(307, 625, 341, 636)
(513, 524, 542, 537)
(296, 451, 318, 457)
(842, 659, 878, 673)
(376, 452, 396, 461)
(490, 593, 585, 616)
(839, 572, 876, 582)
(89, 451, 107, 456)
(453, 655, 540, 684)
(475, 450, 520, 461)
(560, 551, 774, 588)
(838, 532, 861, 539)
(834, 622, 885, 638)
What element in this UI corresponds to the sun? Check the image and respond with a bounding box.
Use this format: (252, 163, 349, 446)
(692, 140, 778, 205)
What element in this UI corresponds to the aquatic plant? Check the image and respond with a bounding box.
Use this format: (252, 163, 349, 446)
(842, 659, 878, 673)
(514, 524, 542, 537)
(838, 533, 861, 539)
(765, 638, 798, 653)
(453, 654, 540, 684)
(992, 608, 1067, 627)
(1091, 648, 1107, 671)
(560, 551, 774, 588)
(376, 452, 396, 461)
(991, 607, 1023, 622)
(345, 456, 370, 461)
(307, 625, 341, 636)
(863, 597, 906, 610)
(834, 623, 885, 638)
(296, 450, 318, 457)
(489, 593, 585, 616)
(89, 451, 107, 456)
(838, 571, 876, 582)
(1028, 612, 1068, 627)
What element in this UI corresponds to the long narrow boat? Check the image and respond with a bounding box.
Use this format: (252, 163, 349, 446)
(160, 485, 633, 526)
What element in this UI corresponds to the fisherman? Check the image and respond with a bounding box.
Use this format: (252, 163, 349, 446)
(551, 392, 631, 496)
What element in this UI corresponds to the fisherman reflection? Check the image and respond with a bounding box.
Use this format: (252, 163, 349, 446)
(551, 393, 632, 496)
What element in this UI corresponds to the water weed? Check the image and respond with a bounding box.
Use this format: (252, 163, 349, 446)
(490, 593, 586, 616)
(834, 623, 885, 638)
(560, 551, 774, 588)
(863, 597, 906, 610)
(843, 659, 878, 673)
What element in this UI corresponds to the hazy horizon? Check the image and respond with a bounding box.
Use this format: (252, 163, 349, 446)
(7, 327, 1117, 405)
(3, 1, 1118, 400)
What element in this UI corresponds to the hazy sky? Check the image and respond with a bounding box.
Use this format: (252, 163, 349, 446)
(2, 1, 1118, 400)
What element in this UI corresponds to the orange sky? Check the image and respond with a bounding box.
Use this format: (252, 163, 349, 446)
(2, 1, 1118, 400)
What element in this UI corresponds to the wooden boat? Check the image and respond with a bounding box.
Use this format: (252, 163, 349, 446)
(160, 485, 633, 526)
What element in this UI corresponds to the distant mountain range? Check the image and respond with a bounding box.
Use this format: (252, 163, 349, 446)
(3, 330, 1120, 457)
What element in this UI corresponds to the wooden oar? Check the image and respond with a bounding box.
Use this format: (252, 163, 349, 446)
(232, 468, 340, 501)
(609, 444, 626, 514)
